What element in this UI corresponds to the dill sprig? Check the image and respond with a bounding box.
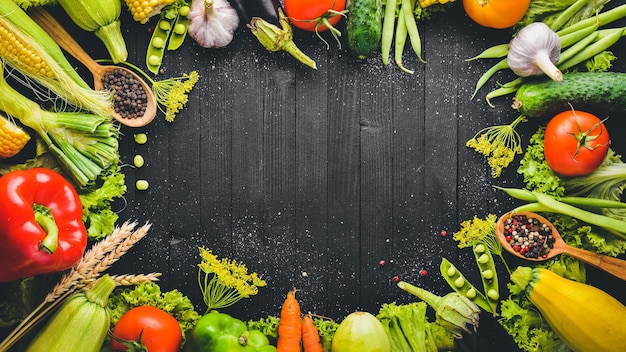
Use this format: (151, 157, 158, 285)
(197, 247, 267, 312)
(453, 214, 511, 274)
(466, 115, 527, 178)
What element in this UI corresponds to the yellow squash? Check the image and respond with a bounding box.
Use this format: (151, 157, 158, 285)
(511, 266, 626, 352)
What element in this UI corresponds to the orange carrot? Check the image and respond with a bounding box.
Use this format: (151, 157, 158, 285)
(277, 288, 302, 352)
(301, 314, 323, 352)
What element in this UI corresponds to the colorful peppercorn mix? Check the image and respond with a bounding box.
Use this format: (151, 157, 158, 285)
(503, 214, 555, 259)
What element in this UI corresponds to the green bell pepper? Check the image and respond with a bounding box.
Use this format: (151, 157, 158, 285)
(184, 311, 277, 352)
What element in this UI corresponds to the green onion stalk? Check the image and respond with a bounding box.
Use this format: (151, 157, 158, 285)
(0, 68, 118, 187)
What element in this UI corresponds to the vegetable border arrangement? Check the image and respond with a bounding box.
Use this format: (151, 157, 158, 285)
(1, 0, 626, 351)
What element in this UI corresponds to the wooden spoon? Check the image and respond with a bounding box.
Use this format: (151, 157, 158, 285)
(496, 211, 626, 281)
(29, 8, 157, 128)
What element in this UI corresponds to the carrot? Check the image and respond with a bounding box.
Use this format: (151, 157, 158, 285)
(277, 288, 302, 352)
(301, 314, 323, 352)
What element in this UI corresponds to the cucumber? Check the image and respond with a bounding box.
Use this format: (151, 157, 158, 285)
(512, 72, 626, 118)
(346, 0, 383, 60)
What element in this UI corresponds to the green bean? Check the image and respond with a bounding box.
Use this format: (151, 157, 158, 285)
(167, 4, 190, 51)
(402, 0, 425, 63)
(147, 16, 175, 74)
(470, 58, 509, 100)
(549, 0, 591, 32)
(559, 24, 599, 49)
(440, 258, 493, 314)
(557, 4, 626, 36)
(557, 30, 599, 64)
(558, 26, 625, 71)
(472, 242, 499, 312)
(394, 7, 413, 74)
(465, 43, 510, 62)
(497, 186, 626, 209)
(534, 192, 626, 238)
(381, 0, 397, 65)
(485, 78, 525, 107)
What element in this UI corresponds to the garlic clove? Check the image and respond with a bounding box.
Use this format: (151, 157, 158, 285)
(507, 22, 563, 82)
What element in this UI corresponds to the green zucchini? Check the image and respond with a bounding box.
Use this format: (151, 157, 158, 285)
(512, 71, 626, 118)
(346, 0, 383, 60)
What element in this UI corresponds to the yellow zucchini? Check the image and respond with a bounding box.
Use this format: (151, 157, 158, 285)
(510, 266, 626, 352)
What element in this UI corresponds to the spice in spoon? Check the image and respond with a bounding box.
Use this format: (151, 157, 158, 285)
(101, 68, 148, 119)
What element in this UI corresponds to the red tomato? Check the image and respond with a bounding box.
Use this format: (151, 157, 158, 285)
(283, 0, 347, 32)
(544, 110, 610, 177)
(463, 0, 531, 29)
(111, 306, 182, 352)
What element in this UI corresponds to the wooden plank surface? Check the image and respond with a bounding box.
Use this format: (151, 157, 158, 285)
(4, 2, 626, 351)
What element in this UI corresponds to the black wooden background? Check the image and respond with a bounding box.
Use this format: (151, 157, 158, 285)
(42, 2, 626, 351)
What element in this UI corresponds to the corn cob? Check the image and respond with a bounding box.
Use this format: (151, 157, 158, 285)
(125, 0, 177, 24)
(57, 0, 128, 63)
(0, 67, 118, 187)
(0, 114, 30, 158)
(0, 0, 112, 117)
(419, 0, 453, 8)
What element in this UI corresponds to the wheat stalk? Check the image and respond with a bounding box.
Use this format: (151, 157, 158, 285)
(0, 221, 152, 351)
(110, 273, 162, 286)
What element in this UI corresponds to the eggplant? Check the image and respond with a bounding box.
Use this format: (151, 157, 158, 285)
(228, 0, 282, 25)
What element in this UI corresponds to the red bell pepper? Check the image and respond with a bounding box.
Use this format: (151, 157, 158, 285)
(0, 168, 87, 282)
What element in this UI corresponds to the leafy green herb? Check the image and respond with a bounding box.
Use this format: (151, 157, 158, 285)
(78, 163, 127, 240)
(107, 281, 200, 340)
(585, 51, 617, 72)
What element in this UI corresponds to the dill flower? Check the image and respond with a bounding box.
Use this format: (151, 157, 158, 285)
(153, 71, 200, 122)
(197, 247, 267, 312)
(466, 115, 527, 178)
(453, 214, 511, 274)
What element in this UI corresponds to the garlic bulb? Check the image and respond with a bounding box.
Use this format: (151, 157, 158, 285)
(507, 22, 563, 82)
(188, 0, 239, 48)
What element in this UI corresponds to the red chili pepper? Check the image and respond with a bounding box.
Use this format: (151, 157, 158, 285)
(0, 168, 87, 282)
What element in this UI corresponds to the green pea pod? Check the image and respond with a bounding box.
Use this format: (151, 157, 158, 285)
(167, 4, 190, 51)
(472, 242, 499, 313)
(147, 16, 175, 74)
(440, 258, 493, 314)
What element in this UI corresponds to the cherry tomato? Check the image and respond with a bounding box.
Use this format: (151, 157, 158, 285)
(544, 110, 610, 177)
(463, 0, 531, 29)
(111, 306, 182, 352)
(283, 0, 346, 32)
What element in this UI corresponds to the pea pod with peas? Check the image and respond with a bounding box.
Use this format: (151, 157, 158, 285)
(439, 258, 494, 314)
(146, 0, 191, 74)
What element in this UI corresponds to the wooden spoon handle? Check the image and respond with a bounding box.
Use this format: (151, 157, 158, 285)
(564, 245, 626, 281)
(28, 8, 103, 76)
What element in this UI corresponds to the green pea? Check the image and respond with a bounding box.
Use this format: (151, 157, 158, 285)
(134, 133, 147, 144)
(173, 23, 186, 35)
(466, 287, 477, 299)
(482, 269, 494, 280)
(474, 243, 486, 253)
(136, 180, 149, 191)
(487, 289, 500, 300)
(178, 5, 190, 17)
(133, 155, 144, 168)
(158, 20, 171, 31)
(446, 266, 456, 277)
(477, 253, 490, 264)
(454, 276, 465, 289)
(152, 36, 165, 49)
(147, 54, 161, 67)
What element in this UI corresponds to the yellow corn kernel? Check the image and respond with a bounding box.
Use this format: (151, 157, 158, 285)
(0, 114, 31, 158)
(125, 0, 176, 24)
(0, 20, 53, 78)
(419, 0, 454, 8)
